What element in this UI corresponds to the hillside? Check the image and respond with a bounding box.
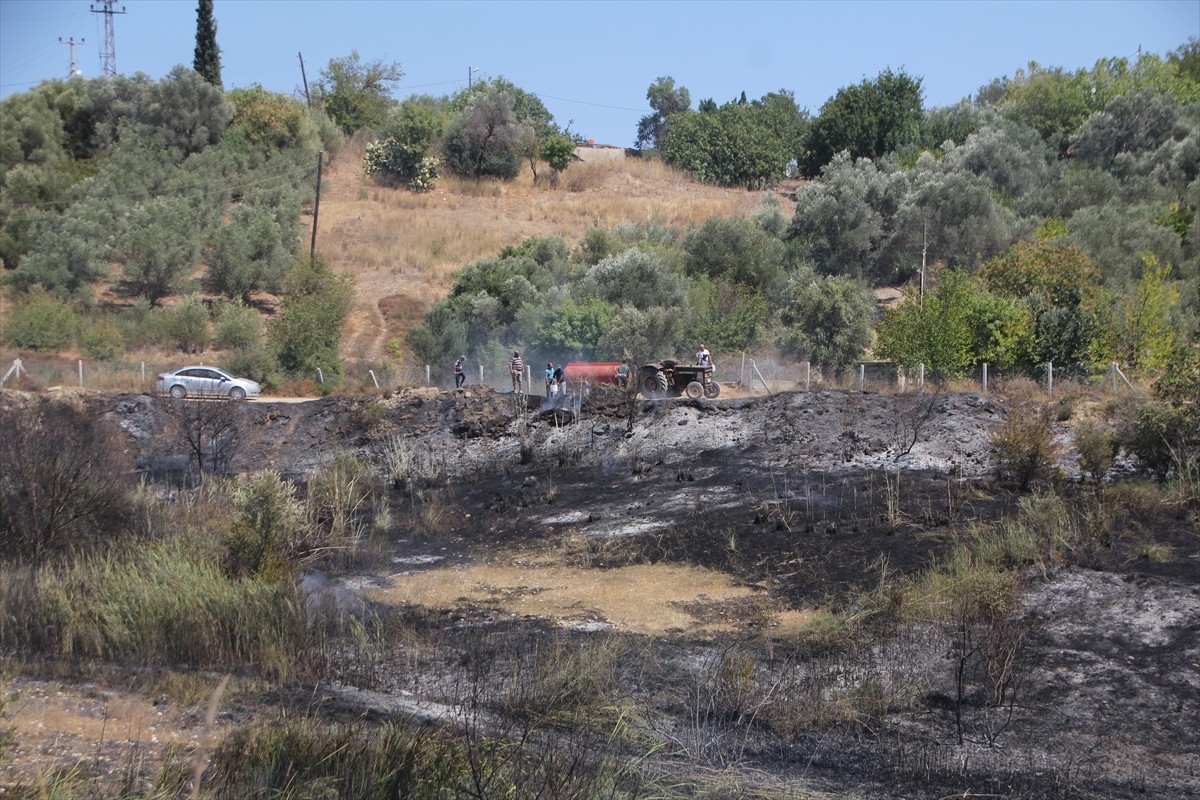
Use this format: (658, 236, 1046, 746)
(315, 143, 796, 364)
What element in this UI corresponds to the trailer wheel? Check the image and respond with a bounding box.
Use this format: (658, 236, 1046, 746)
(704, 382, 721, 398)
(685, 381, 704, 399)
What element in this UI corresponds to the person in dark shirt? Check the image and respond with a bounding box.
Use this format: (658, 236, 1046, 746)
(453, 355, 465, 388)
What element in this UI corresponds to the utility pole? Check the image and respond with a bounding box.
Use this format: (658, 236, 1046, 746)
(298, 51, 311, 108)
(919, 220, 928, 311)
(310, 152, 323, 259)
(89, 1, 125, 78)
(468, 66, 479, 89)
(59, 37, 85, 77)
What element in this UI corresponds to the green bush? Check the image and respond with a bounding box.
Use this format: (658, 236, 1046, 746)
(1116, 396, 1194, 482)
(1074, 419, 1119, 483)
(214, 300, 264, 351)
(3, 286, 78, 351)
(115, 299, 170, 349)
(270, 255, 353, 380)
(79, 316, 125, 361)
(167, 293, 212, 354)
(223, 471, 308, 581)
(408, 155, 440, 192)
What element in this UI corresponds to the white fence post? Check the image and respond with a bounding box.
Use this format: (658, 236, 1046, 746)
(1047, 362, 1054, 399)
(425, 364, 431, 385)
(804, 362, 810, 392)
(982, 363, 988, 394)
(859, 363, 865, 392)
(0, 358, 24, 386)
(369, 369, 379, 388)
(918, 363, 925, 392)
(317, 368, 324, 384)
(78, 359, 83, 388)
(750, 359, 772, 395)
(479, 364, 484, 384)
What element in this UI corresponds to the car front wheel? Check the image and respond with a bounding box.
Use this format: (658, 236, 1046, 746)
(228, 386, 246, 401)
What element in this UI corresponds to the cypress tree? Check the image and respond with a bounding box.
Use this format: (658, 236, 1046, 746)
(193, 0, 222, 88)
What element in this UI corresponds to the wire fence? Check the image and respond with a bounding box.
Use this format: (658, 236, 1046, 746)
(0, 353, 1144, 400)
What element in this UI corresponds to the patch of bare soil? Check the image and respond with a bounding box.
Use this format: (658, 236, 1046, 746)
(5, 386, 1199, 798)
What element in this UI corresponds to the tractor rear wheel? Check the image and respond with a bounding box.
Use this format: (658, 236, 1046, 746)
(685, 381, 704, 399)
(641, 369, 668, 397)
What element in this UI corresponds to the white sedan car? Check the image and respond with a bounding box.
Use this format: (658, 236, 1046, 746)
(154, 366, 261, 400)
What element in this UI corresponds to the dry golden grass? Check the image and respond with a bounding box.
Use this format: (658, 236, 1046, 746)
(315, 143, 789, 364)
(366, 557, 764, 636)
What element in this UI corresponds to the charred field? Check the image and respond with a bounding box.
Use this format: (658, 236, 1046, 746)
(2, 384, 1198, 799)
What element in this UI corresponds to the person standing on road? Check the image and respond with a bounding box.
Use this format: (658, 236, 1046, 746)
(509, 351, 524, 393)
(545, 362, 555, 398)
(453, 355, 466, 388)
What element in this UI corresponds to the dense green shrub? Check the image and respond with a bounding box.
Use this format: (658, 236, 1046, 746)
(2, 286, 78, 351)
(777, 273, 874, 369)
(167, 293, 212, 354)
(270, 255, 354, 379)
(223, 471, 307, 581)
(1116, 396, 1195, 481)
(79, 316, 125, 361)
(214, 300, 264, 351)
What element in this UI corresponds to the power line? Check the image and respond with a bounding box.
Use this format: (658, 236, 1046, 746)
(526, 91, 649, 115)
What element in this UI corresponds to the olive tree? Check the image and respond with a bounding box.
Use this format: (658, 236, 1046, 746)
(777, 273, 874, 369)
(441, 88, 532, 180)
(683, 216, 786, 291)
(580, 248, 688, 310)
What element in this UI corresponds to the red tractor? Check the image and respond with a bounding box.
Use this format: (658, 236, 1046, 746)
(638, 359, 720, 399)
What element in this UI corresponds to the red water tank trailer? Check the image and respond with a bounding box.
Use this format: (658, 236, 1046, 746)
(563, 361, 624, 386)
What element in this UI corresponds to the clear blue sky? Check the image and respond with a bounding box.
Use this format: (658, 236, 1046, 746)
(2, 0, 1197, 147)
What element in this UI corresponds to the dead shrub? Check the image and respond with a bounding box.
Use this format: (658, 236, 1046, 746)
(990, 404, 1058, 490)
(160, 395, 241, 481)
(0, 398, 134, 564)
(563, 162, 608, 193)
(996, 375, 1047, 402)
(503, 634, 626, 726)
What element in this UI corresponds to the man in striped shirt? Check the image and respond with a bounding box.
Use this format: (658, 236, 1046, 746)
(509, 351, 524, 393)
